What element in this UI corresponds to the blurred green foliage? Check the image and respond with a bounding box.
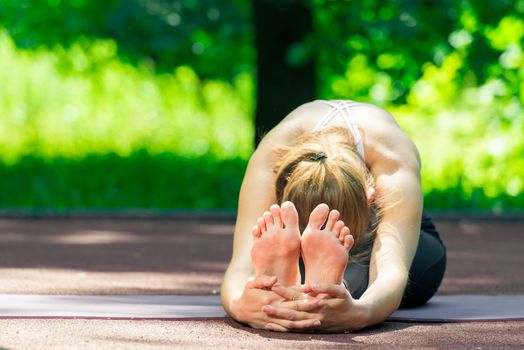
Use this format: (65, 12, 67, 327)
(0, 33, 254, 161)
(0, 151, 246, 209)
(0, 0, 253, 79)
(0, 0, 523, 211)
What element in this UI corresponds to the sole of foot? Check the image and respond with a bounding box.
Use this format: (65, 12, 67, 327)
(250, 201, 302, 286)
(301, 203, 354, 286)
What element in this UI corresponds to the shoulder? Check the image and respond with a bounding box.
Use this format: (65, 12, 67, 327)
(352, 103, 421, 173)
(252, 100, 336, 168)
(351, 102, 400, 130)
(255, 100, 327, 150)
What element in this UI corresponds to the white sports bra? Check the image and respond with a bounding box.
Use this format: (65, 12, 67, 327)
(312, 100, 365, 160)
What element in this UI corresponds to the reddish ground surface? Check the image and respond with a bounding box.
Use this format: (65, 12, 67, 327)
(1, 217, 523, 349)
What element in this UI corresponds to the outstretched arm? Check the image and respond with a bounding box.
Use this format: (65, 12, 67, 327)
(354, 105, 423, 327)
(220, 144, 280, 317)
(221, 149, 274, 295)
(221, 114, 321, 328)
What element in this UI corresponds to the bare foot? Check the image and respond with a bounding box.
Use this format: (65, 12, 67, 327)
(301, 203, 354, 285)
(250, 202, 301, 286)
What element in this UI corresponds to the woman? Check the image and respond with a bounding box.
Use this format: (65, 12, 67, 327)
(221, 100, 446, 332)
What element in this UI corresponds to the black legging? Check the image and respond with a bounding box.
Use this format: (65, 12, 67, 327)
(300, 211, 447, 308)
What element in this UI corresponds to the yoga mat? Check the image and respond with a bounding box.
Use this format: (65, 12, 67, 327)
(0, 295, 225, 319)
(389, 295, 524, 322)
(1, 295, 523, 322)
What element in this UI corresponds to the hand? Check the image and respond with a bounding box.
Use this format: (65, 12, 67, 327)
(266, 283, 368, 332)
(230, 275, 324, 331)
(258, 284, 327, 332)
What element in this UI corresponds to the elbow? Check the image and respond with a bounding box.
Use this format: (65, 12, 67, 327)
(220, 268, 237, 315)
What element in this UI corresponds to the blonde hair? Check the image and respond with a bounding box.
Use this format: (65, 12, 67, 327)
(274, 126, 377, 263)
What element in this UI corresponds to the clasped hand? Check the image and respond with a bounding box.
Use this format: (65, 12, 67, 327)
(232, 275, 362, 333)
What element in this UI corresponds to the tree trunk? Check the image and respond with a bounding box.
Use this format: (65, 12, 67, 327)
(253, 0, 316, 146)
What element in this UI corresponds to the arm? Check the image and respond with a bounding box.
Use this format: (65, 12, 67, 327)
(221, 146, 278, 315)
(221, 113, 320, 327)
(356, 106, 423, 327)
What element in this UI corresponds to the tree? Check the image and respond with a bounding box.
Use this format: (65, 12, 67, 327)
(1, 0, 521, 143)
(252, 0, 316, 144)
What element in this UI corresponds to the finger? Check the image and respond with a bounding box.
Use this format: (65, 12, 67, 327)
(287, 298, 325, 312)
(269, 317, 321, 331)
(297, 284, 322, 298)
(325, 209, 340, 232)
(298, 284, 312, 293)
(270, 298, 325, 313)
(263, 305, 305, 321)
(309, 283, 348, 298)
(271, 285, 304, 301)
(247, 275, 278, 289)
(270, 204, 282, 227)
(265, 322, 288, 332)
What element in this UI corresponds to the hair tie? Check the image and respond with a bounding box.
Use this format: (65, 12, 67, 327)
(307, 151, 327, 162)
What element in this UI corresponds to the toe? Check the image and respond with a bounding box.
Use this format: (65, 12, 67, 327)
(263, 211, 274, 228)
(270, 204, 282, 227)
(343, 232, 354, 250)
(339, 225, 350, 243)
(281, 201, 299, 228)
(334, 220, 345, 240)
(307, 203, 330, 230)
(326, 210, 340, 232)
(257, 217, 266, 233)
(251, 225, 261, 238)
